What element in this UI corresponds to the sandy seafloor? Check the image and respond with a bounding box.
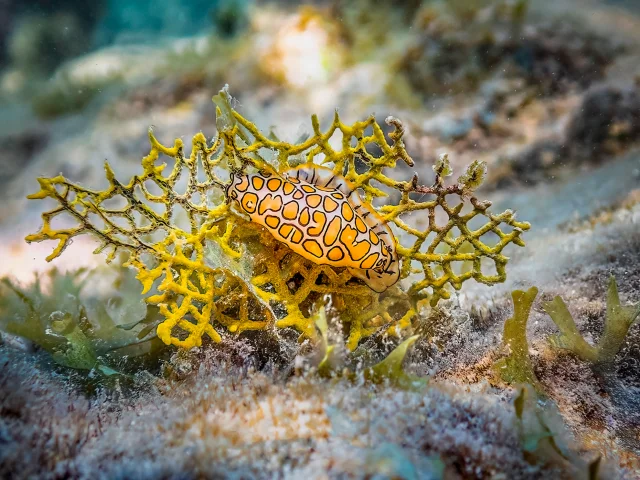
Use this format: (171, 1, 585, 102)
(0, 0, 639, 478)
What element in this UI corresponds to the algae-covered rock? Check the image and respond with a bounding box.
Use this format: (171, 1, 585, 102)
(396, 0, 624, 100)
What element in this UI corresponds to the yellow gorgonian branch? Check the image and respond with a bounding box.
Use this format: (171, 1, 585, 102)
(26, 86, 530, 350)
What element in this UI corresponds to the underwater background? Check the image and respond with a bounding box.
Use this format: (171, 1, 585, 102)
(0, 0, 639, 478)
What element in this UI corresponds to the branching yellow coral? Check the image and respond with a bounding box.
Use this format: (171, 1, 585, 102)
(26, 86, 530, 349)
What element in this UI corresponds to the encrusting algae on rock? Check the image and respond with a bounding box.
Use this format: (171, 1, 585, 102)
(25, 86, 530, 350)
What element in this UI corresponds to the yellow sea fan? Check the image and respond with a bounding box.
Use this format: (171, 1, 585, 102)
(26, 86, 530, 349)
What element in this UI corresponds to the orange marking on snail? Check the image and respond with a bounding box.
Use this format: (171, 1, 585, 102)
(283, 182, 295, 195)
(258, 193, 283, 216)
(279, 223, 294, 239)
(265, 215, 280, 229)
(327, 246, 345, 261)
(323, 196, 339, 213)
(303, 239, 323, 258)
(251, 176, 265, 190)
(267, 178, 282, 192)
(282, 200, 299, 220)
(355, 217, 367, 233)
(308, 211, 326, 236)
(235, 176, 250, 192)
(241, 192, 258, 213)
(306, 194, 322, 208)
(290, 226, 303, 244)
(345, 237, 371, 261)
(360, 252, 379, 270)
(299, 207, 310, 226)
(323, 216, 342, 246)
(341, 203, 354, 222)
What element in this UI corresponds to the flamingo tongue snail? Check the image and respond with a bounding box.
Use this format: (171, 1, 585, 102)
(226, 165, 400, 292)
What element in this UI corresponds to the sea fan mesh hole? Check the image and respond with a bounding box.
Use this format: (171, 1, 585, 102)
(328, 131, 344, 152)
(146, 227, 169, 244)
(170, 203, 193, 233)
(448, 226, 462, 243)
(479, 230, 500, 249)
(171, 322, 193, 342)
(102, 194, 129, 210)
(418, 230, 439, 254)
(410, 259, 424, 275)
(196, 154, 209, 183)
(134, 185, 166, 216)
(445, 194, 464, 211)
(466, 211, 488, 231)
(66, 190, 77, 204)
(143, 179, 164, 198)
(83, 212, 107, 232)
(450, 260, 468, 276)
(433, 204, 449, 230)
(109, 215, 132, 232)
(258, 147, 277, 167)
(190, 191, 203, 206)
(499, 223, 515, 235)
(364, 140, 383, 159)
(481, 257, 499, 277)
(313, 152, 327, 165)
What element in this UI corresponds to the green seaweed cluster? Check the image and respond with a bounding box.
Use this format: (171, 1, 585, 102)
(0, 267, 165, 381)
(314, 307, 427, 390)
(496, 276, 639, 386)
(492, 277, 637, 474)
(544, 277, 640, 368)
(494, 286, 541, 389)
